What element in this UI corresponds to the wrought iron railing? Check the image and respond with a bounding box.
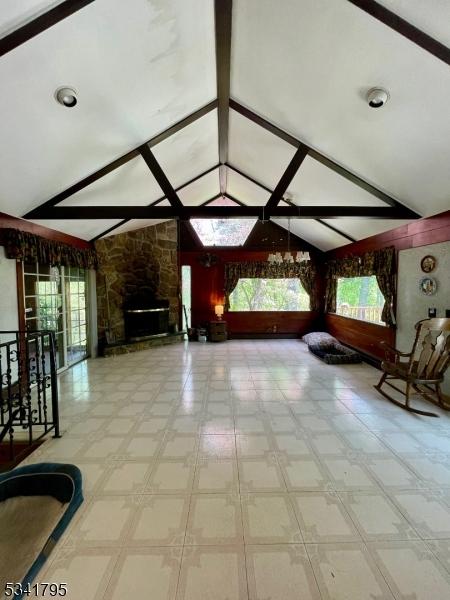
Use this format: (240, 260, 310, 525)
(0, 330, 60, 462)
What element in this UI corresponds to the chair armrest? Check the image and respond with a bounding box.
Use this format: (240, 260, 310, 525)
(379, 341, 412, 362)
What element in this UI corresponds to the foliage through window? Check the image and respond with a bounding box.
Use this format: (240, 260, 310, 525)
(336, 276, 385, 325)
(229, 278, 310, 311)
(190, 219, 256, 246)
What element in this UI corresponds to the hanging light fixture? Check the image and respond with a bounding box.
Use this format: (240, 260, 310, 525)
(295, 250, 310, 262)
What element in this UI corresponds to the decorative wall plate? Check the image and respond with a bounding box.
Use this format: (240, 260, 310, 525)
(421, 255, 436, 273)
(419, 276, 437, 296)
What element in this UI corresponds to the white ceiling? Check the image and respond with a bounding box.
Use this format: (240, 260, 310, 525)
(101, 219, 170, 238)
(377, 0, 450, 47)
(31, 218, 122, 241)
(287, 156, 387, 207)
(59, 156, 163, 207)
(152, 110, 219, 189)
(228, 109, 296, 190)
(273, 219, 350, 252)
(0, 1, 62, 37)
(226, 168, 270, 206)
(177, 168, 220, 206)
(0, 0, 448, 248)
(0, 0, 216, 216)
(231, 0, 450, 218)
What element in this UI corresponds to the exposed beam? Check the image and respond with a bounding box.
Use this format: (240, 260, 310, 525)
(316, 220, 356, 243)
(90, 164, 221, 241)
(224, 164, 393, 242)
(138, 146, 183, 210)
(200, 193, 222, 206)
(34, 206, 415, 220)
(222, 193, 247, 207)
(265, 146, 309, 210)
(230, 100, 420, 219)
(0, 0, 95, 58)
(230, 99, 299, 147)
(215, 0, 233, 194)
(24, 100, 218, 218)
(148, 100, 218, 147)
(226, 163, 273, 194)
(348, 0, 450, 67)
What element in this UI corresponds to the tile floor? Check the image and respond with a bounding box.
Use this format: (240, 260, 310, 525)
(19, 340, 450, 599)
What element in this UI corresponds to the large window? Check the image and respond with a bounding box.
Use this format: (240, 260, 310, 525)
(336, 275, 384, 325)
(229, 278, 310, 311)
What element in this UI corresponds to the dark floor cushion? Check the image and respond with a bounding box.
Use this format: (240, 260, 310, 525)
(303, 332, 362, 364)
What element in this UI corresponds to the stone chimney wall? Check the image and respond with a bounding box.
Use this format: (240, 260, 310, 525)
(95, 220, 179, 342)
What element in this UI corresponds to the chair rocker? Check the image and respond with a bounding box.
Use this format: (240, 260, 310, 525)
(375, 318, 450, 417)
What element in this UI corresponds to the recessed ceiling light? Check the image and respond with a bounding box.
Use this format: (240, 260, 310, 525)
(366, 87, 389, 108)
(55, 86, 78, 107)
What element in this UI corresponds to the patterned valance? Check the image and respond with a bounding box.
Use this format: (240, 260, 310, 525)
(223, 260, 320, 311)
(2, 228, 98, 269)
(325, 246, 396, 326)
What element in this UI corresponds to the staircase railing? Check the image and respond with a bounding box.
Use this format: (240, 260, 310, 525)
(0, 330, 60, 462)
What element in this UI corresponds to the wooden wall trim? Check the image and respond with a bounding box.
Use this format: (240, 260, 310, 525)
(327, 210, 450, 258)
(325, 313, 395, 360)
(0, 211, 93, 250)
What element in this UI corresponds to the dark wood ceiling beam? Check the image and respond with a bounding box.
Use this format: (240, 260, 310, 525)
(226, 163, 273, 194)
(0, 0, 95, 58)
(316, 219, 356, 243)
(215, 0, 233, 195)
(200, 193, 222, 206)
(230, 100, 420, 219)
(138, 145, 183, 211)
(90, 164, 221, 241)
(265, 145, 309, 210)
(348, 0, 450, 67)
(230, 99, 299, 147)
(24, 100, 218, 218)
(148, 100, 218, 148)
(34, 206, 414, 220)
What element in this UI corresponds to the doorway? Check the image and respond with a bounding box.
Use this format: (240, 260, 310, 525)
(23, 263, 89, 370)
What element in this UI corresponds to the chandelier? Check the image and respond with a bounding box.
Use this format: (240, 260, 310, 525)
(267, 218, 310, 264)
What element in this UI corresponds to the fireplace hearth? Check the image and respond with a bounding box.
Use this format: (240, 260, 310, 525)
(123, 296, 169, 341)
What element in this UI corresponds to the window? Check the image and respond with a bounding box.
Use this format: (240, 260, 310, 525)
(229, 278, 310, 311)
(181, 265, 192, 330)
(190, 219, 256, 246)
(336, 275, 385, 325)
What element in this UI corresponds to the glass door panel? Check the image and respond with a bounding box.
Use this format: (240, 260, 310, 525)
(64, 267, 88, 366)
(23, 263, 89, 370)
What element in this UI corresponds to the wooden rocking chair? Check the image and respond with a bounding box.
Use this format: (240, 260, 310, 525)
(375, 318, 450, 417)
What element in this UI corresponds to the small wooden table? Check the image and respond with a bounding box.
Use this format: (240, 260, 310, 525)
(209, 320, 227, 342)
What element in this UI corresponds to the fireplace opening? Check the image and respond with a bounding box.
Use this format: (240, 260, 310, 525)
(123, 295, 169, 341)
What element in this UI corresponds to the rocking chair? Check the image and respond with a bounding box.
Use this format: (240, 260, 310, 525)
(375, 318, 450, 417)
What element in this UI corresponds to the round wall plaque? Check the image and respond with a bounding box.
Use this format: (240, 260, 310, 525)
(419, 276, 437, 296)
(420, 255, 436, 273)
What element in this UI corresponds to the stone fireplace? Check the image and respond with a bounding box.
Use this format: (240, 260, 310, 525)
(95, 221, 179, 345)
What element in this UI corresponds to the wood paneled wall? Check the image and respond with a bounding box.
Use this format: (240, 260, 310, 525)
(180, 249, 323, 337)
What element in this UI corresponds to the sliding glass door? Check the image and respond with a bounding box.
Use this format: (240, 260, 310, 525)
(23, 263, 89, 370)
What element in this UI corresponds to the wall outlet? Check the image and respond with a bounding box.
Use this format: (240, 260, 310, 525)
(428, 308, 437, 318)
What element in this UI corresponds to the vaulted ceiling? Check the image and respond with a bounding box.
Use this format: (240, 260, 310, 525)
(0, 0, 449, 250)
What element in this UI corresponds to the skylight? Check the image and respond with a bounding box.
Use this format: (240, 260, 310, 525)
(190, 219, 257, 246)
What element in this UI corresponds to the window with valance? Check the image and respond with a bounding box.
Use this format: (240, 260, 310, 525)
(223, 260, 320, 312)
(325, 246, 396, 326)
